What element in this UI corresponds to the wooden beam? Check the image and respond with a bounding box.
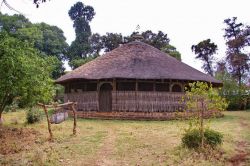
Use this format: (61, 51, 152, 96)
(71, 103, 77, 135)
(38, 102, 76, 108)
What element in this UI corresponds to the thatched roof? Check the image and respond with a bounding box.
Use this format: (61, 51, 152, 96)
(56, 41, 221, 85)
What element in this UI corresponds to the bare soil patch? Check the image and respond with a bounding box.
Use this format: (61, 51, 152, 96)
(95, 129, 116, 166)
(0, 126, 40, 155)
(228, 141, 250, 166)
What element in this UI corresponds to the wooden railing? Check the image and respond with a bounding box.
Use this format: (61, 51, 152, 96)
(112, 91, 185, 112)
(64, 91, 98, 111)
(64, 91, 185, 112)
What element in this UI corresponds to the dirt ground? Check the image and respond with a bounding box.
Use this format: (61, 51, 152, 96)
(0, 126, 40, 155)
(0, 111, 250, 166)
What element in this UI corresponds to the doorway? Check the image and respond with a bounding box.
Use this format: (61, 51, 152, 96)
(99, 83, 113, 112)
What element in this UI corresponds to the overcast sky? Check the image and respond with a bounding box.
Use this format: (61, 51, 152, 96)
(1, 0, 250, 72)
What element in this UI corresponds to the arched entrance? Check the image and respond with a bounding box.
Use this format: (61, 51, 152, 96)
(99, 83, 113, 112)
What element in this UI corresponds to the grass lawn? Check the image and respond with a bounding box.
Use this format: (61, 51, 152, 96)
(0, 110, 250, 166)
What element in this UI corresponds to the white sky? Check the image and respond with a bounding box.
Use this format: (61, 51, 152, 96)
(1, 0, 250, 72)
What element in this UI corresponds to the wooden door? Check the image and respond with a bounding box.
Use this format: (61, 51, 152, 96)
(99, 83, 113, 112)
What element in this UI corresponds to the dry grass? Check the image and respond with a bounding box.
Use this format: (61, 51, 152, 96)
(0, 110, 250, 166)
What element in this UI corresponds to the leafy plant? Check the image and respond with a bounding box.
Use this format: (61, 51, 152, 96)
(26, 108, 43, 124)
(216, 72, 250, 110)
(182, 128, 223, 149)
(183, 82, 227, 148)
(0, 32, 55, 123)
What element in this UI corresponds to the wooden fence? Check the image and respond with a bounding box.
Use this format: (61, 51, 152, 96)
(64, 91, 185, 112)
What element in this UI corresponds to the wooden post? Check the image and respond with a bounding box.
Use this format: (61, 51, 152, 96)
(42, 104, 53, 140)
(71, 103, 77, 135)
(38, 102, 77, 139)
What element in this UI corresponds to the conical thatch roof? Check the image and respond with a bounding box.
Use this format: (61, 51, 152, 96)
(56, 41, 221, 85)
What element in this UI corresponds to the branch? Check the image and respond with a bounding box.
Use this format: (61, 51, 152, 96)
(1, 0, 23, 14)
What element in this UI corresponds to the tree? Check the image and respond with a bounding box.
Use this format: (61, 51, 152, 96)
(0, 13, 30, 33)
(0, 32, 54, 124)
(124, 30, 170, 50)
(141, 30, 170, 49)
(102, 33, 123, 52)
(224, 17, 250, 87)
(68, 2, 95, 68)
(161, 44, 182, 61)
(184, 82, 227, 148)
(89, 33, 103, 55)
(34, 23, 69, 78)
(191, 39, 217, 76)
(0, 14, 69, 78)
(69, 56, 97, 69)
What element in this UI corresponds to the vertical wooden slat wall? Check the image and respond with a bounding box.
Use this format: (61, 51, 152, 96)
(65, 91, 185, 112)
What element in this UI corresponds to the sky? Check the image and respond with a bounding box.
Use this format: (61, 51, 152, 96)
(1, 0, 250, 72)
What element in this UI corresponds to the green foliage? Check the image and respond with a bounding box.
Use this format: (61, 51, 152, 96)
(3, 100, 19, 112)
(224, 17, 250, 86)
(215, 72, 249, 110)
(204, 129, 223, 146)
(185, 82, 228, 112)
(68, 2, 95, 68)
(182, 129, 201, 148)
(69, 56, 97, 69)
(191, 39, 217, 76)
(26, 108, 43, 124)
(102, 33, 123, 52)
(0, 14, 68, 79)
(0, 32, 54, 116)
(182, 128, 223, 149)
(161, 44, 182, 61)
(184, 82, 227, 148)
(0, 13, 31, 33)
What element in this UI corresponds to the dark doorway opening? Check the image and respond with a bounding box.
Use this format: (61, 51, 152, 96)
(99, 83, 113, 112)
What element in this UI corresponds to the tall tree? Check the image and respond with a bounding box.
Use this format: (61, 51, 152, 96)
(68, 2, 95, 68)
(0, 32, 54, 124)
(224, 17, 250, 86)
(0, 14, 69, 79)
(191, 39, 217, 76)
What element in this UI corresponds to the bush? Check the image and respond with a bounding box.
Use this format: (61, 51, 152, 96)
(204, 129, 223, 146)
(182, 129, 223, 149)
(26, 108, 43, 124)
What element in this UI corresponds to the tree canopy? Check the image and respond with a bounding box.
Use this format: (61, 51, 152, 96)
(191, 39, 217, 76)
(0, 32, 54, 123)
(223, 17, 250, 87)
(67, 2, 95, 69)
(0, 13, 69, 78)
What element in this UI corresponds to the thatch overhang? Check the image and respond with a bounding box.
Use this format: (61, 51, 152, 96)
(56, 41, 222, 86)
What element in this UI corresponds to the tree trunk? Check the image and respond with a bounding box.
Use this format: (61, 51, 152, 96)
(0, 111, 2, 125)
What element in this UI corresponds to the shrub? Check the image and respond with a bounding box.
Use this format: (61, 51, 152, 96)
(26, 108, 43, 124)
(204, 129, 223, 147)
(182, 128, 223, 149)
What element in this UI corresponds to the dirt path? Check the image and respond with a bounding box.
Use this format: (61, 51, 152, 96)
(94, 128, 117, 166)
(228, 117, 250, 166)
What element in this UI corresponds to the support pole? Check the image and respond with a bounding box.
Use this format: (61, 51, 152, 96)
(40, 104, 53, 140)
(71, 103, 77, 135)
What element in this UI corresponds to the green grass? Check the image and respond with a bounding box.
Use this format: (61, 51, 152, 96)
(1, 110, 250, 165)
